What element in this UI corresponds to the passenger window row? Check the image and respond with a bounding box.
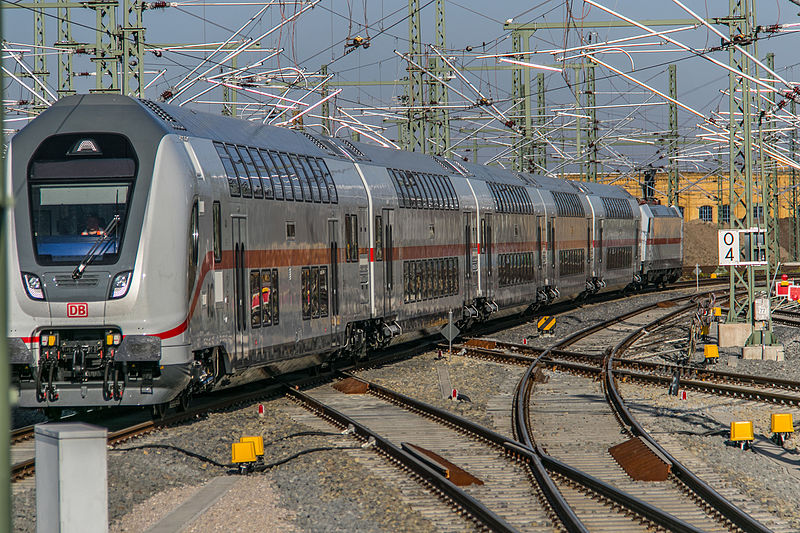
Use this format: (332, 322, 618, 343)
(487, 182, 534, 214)
(301, 266, 329, 320)
(213, 141, 338, 204)
(559, 248, 586, 276)
(403, 258, 459, 303)
(388, 168, 459, 210)
(551, 191, 585, 218)
(602, 197, 634, 219)
(250, 269, 280, 328)
(498, 252, 535, 287)
(606, 246, 633, 270)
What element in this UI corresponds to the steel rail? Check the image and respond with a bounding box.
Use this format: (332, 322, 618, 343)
(603, 305, 772, 533)
(511, 342, 703, 532)
(283, 383, 520, 533)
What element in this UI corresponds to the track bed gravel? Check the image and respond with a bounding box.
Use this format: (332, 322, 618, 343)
(619, 380, 800, 531)
(12, 399, 437, 532)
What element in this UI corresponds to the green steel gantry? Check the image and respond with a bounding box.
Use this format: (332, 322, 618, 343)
(718, 0, 774, 341)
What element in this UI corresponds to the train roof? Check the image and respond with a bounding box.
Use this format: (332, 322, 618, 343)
(22, 95, 629, 197)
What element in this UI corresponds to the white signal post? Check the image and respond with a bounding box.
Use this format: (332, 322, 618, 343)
(718, 229, 740, 266)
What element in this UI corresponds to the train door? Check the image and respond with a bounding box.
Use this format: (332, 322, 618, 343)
(382, 209, 395, 315)
(545, 216, 555, 284)
(328, 219, 340, 346)
(536, 216, 544, 274)
(483, 213, 494, 300)
(463, 212, 473, 300)
(231, 216, 248, 363)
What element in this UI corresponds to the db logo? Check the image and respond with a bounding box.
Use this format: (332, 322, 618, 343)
(67, 303, 89, 318)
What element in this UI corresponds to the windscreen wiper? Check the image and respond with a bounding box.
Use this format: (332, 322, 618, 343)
(72, 215, 120, 280)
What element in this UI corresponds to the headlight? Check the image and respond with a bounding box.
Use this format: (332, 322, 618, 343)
(109, 271, 133, 299)
(22, 273, 45, 300)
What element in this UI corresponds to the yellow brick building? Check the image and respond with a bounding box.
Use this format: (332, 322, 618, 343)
(587, 171, 800, 224)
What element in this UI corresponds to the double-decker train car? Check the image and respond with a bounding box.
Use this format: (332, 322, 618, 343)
(7, 94, 683, 413)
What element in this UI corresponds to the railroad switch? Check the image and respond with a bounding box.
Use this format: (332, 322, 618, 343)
(729, 421, 754, 450)
(231, 436, 264, 474)
(771, 413, 794, 446)
(537, 316, 556, 336)
(703, 344, 719, 364)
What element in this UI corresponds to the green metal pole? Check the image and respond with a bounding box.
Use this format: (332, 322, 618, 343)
(793, 99, 799, 260)
(667, 64, 679, 206)
(1, 0, 10, 523)
(535, 71, 546, 172)
(321, 64, 331, 136)
(586, 61, 597, 182)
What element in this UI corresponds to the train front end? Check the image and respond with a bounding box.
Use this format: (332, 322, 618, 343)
(8, 95, 192, 410)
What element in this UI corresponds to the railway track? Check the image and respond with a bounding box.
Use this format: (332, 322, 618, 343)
(456, 292, 786, 531)
(11, 281, 719, 485)
(17, 282, 771, 529)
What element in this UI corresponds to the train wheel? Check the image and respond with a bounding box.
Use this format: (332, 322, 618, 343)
(151, 402, 168, 420)
(43, 407, 62, 420)
(176, 391, 191, 413)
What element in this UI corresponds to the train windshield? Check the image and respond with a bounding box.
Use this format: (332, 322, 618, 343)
(30, 181, 131, 265)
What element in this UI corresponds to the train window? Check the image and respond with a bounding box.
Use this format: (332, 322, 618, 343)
(374, 216, 383, 261)
(212, 201, 221, 262)
(388, 170, 405, 208)
(289, 154, 313, 202)
(316, 159, 337, 203)
(402, 262, 409, 303)
(319, 266, 329, 318)
(308, 158, 330, 203)
(400, 171, 417, 209)
(431, 174, 446, 209)
(301, 267, 311, 320)
(260, 270, 272, 326)
(310, 266, 320, 318)
(418, 173, 434, 209)
(428, 174, 444, 210)
(413, 172, 426, 209)
(420, 173, 434, 209)
(299, 157, 322, 202)
(418, 261, 426, 300)
(226, 144, 251, 198)
(272, 269, 280, 324)
(268, 151, 293, 201)
(214, 142, 241, 197)
(444, 176, 457, 210)
(248, 148, 272, 199)
(414, 261, 422, 301)
(238, 147, 263, 199)
(259, 150, 283, 200)
(345, 215, 358, 262)
(279, 153, 303, 201)
(250, 270, 262, 328)
(286, 222, 296, 240)
(190, 200, 199, 267)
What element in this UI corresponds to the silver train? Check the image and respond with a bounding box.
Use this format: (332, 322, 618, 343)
(7, 94, 683, 412)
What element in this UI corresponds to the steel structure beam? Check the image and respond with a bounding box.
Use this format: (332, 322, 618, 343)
(32, 0, 49, 110)
(535, 71, 546, 171)
(426, 0, 449, 156)
(793, 99, 799, 260)
(667, 64, 679, 205)
(586, 61, 597, 181)
(510, 30, 532, 171)
(89, 0, 120, 93)
(121, 0, 145, 96)
(56, 0, 76, 97)
(763, 52, 779, 271)
(723, 0, 773, 342)
(404, 0, 424, 152)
